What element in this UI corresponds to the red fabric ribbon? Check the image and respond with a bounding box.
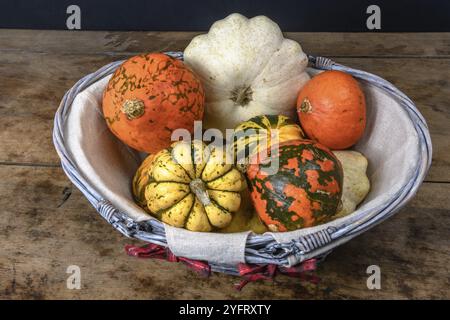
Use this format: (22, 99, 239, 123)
(235, 259, 320, 291)
(125, 243, 211, 277)
(125, 243, 320, 290)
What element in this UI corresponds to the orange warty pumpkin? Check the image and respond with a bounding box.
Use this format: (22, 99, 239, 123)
(296, 70, 366, 150)
(102, 53, 205, 153)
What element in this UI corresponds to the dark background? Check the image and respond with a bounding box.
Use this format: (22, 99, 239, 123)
(0, 0, 449, 31)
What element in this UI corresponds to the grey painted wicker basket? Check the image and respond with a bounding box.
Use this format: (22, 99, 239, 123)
(53, 52, 432, 275)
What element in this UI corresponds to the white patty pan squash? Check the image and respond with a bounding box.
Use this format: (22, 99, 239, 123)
(184, 13, 310, 132)
(142, 140, 246, 232)
(333, 151, 371, 218)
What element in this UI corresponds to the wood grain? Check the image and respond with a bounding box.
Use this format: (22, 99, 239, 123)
(0, 30, 449, 299)
(0, 166, 448, 299)
(1, 30, 449, 57)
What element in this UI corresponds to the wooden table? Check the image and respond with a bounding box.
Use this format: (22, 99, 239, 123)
(0, 30, 449, 299)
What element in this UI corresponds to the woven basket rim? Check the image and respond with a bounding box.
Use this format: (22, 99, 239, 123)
(53, 52, 432, 272)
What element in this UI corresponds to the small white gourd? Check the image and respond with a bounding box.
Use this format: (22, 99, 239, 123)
(184, 13, 310, 132)
(333, 150, 370, 218)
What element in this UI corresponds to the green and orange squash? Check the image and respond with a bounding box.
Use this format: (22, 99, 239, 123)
(246, 139, 343, 232)
(102, 53, 205, 154)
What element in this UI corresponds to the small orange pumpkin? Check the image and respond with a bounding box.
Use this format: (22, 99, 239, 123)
(102, 53, 205, 153)
(296, 70, 366, 150)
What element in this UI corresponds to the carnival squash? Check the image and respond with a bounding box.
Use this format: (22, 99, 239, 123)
(297, 70, 366, 149)
(232, 115, 304, 171)
(333, 150, 370, 218)
(102, 53, 205, 153)
(140, 140, 246, 232)
(184, 13, 310, 132)
(247, 140, 343, 232)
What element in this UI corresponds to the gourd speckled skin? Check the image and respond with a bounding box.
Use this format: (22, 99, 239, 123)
(141, 140, 246, 232)
(232, 115, 305, 172)
(184, 13, 310, 133)
(247, 139, 343, 232)
(102, 53, 205, 154)
(333, 150, 370, 218)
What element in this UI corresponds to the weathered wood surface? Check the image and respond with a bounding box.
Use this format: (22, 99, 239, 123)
(1, 30, 449, 57)
(0, 30, 449, 299)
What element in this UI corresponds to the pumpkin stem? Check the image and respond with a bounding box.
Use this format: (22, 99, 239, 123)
(300, 98, 313, 113)
(189, 179, 211, 206)
(121, 99, 145, 120)
(230, 85, 253, 106)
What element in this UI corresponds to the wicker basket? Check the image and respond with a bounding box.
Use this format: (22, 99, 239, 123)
(53, 53, 432, 275)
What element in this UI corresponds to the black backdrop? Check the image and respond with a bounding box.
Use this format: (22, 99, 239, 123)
(0, 0, 449, 31)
